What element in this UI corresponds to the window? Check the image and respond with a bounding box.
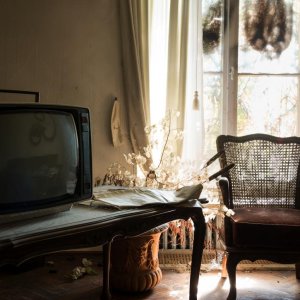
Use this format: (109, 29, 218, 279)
(224, 0, 300, 136)
(201, 0, 223, 158)
(148, 0, 300, 163)
(203, 0, 300, 158)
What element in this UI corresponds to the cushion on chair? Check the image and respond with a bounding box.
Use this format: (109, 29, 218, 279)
(229, 207, 300, 249)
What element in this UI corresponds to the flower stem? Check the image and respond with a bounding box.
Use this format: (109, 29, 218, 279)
(154, 110, 171, 171)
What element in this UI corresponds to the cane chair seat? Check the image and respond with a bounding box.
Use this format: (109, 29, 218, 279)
(230, 207, 300, 248)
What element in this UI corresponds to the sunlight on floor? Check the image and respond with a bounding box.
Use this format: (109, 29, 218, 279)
(168, 290, 183, 299)
(232, 275, 256, 290)
(197, 271, 258, 299)
(194, 270, 299, 300)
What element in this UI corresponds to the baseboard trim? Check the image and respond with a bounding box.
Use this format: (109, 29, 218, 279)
(158, 249, 295, 272)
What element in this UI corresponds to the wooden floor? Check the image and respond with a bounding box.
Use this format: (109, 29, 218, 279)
(0, 253, 299, 300)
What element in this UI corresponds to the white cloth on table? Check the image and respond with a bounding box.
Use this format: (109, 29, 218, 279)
(81, 184, 203, 210)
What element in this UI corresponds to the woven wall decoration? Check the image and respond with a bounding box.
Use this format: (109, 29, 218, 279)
(202, 0, 222, 54)
(244, 0, 293, 58)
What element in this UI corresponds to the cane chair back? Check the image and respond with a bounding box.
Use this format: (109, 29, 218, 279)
(217, 134, 300, 209)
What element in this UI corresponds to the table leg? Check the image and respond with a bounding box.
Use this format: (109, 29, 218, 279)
(189, 213, 206, 300)
(101, 242, 112, 300)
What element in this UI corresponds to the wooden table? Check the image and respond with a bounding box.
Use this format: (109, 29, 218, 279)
(0, 201, 206, 300)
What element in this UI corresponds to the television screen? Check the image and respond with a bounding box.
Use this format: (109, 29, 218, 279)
(0, 111, 78, 203)
(0, 104, 92, 219)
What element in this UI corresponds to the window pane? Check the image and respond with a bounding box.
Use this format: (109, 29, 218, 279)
(238, 0, 300, 74)
(203, 74, 222, 157)
(202, 0, 223, 72)
(237, 76, 298, 136)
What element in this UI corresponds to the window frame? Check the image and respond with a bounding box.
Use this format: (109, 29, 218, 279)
(222, 0, 300, 136)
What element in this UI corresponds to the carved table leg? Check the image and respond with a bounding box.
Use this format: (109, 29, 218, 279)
(189, 213, 206, 300)
(101, 242, 112, 300)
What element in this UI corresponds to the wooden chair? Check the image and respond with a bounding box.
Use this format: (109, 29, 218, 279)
(216, 134, 300, 300)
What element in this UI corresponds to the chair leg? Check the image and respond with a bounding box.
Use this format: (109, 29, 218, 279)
(221, 252, 228, 278)
(296, 263, 300, 279)
(226, 253, 239, 300)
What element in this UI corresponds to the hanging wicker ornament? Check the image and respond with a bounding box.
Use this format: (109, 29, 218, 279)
(244, 0, 293, 59)
(202, 0, 222, 54)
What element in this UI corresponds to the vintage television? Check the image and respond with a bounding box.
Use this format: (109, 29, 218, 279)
(0, 103, 92, 224)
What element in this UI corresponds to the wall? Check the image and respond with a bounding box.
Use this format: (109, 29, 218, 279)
(0, 0, 132, 182)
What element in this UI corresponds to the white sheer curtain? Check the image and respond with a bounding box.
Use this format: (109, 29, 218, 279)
(148, 0, 205, 165)
(148, 0, 170, 125)
(182, 0, 205, 164)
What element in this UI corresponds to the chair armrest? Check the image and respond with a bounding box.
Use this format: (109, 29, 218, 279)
(216, 176, 234, 247)
(217, 176, 232, 208)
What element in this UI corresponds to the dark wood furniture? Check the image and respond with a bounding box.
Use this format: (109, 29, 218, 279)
(0, 202, 206, 300)
(216, 134, 300, 300)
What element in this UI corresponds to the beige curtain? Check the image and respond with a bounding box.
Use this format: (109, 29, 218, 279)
(119, 0, 150, 156)
(166, 0, 190, 155)
(119, 0, 200, 165)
